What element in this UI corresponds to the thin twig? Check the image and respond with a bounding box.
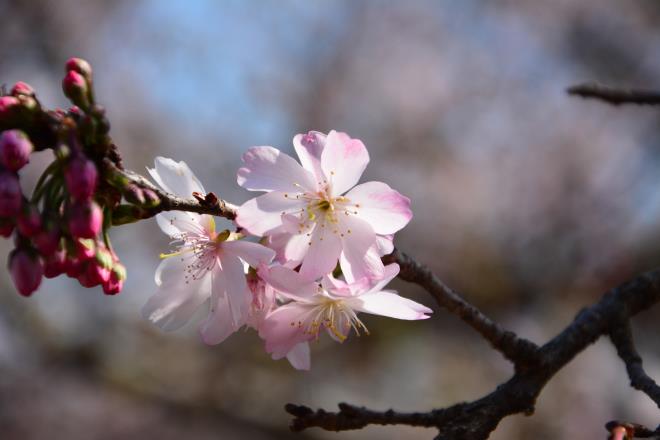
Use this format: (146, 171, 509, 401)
(609, 320, 660, 408)
(567, 83, 660, 106)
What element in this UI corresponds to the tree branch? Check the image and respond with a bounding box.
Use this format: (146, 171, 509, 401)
(609, 320, 660, 408)
(567, 83, 660, 106)
(287, 268, 660, 439)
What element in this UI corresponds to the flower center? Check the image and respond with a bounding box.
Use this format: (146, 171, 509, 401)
(293, 296, 369, 342)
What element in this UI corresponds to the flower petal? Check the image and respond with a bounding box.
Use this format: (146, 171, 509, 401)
(148, 156, 205, 198)
(293, 131, 326, 183)
(200, 268, 240, 345)
(258, 265, 318, 302)
(144, 256, 211, 331)
(285, 342, 311, 370)
(260, 303, 314, 359)
(221, 240, 275, 268)
(236, 191, 306, 236)
(299, 223, 342, 281)
(346, 290, 432, 320)
(337, 214, 381, 283)
(320, 131, 369, 196)
(156, 211, 209, 238)
(237, 146, 317, 193)
(219, 254, 251, 328)
(375, 234, 394, 256)
(345, 181, 412, 235)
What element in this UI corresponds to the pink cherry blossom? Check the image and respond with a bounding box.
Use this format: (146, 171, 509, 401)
(246, 273, 310, 370)
(142, 157, 276, 343)
(258, 263, 431, 360)
(236, 130, 412, 282)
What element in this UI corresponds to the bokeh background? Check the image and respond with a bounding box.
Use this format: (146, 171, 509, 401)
(2, 0, 660, 438)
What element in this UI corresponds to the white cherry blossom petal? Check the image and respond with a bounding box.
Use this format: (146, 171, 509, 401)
(345, 291, 432, 320)
(236, 191, 307, 236)
(260, 303, 315, 359)
(219, 254, 251, 328)
(345, 181, 412, 235)
(237, 146, 317, 193)
(221, 240, 275, 268)
(258, 265, 318, 302)
(320, 130, 369, 196)
(156, 211, 207, 237)
(285, 342, 311, 371)
(148, 156, 205, 198)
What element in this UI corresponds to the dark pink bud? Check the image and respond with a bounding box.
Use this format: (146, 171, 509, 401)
(11, 82, 34, 97)
(74, 238, 96, 260)
(62, 71, 89, 109)
(103, 261, 126, 295)
(0, 172, 22, 217)
(0, 96, 20, 120)
(0, 218, 14, 238)
(68, 200, 102, 239)
(65, 157, 98, 200)
(124, 184, 145, 205)
(64, 256, 83, 278)
(34, 224, 61, 256)
(0, 130, 33, 171)
(65, 58, 92, 79)
(17, 203, 41, 237)
(43, 250, 66, 278)
(8, 249, 43, 296)
(77, 262, 99, 288)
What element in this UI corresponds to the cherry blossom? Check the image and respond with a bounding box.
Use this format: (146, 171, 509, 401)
(142, 157, 275, 344)
(236, 130, 412, 282)
(258, 263, 431, 360)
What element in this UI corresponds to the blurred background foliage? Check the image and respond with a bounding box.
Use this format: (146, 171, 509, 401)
(2, 0, 660, 438)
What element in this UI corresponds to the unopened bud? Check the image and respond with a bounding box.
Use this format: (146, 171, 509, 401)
(142, 189, 161, 207)
(103, 261, 126, 295)
(65, 57, 92, 79)
(11, 82, 35, 97)
(74, 238, 96, 260)
(124, 184, 145, 205)
(0, 96, 20, 122)
(0, 130, 33, 171)
(65, 157, 98, 200)
(0, 217, 14, 238)
(43, 250, 66, 278)
(34, 223, 61, 256)
(0, 172, 22, 217)
(8, 248, 43, 296)
(68, 200, 102, 239)
(64, 255, 83, 278)
(17, 203, 42, 237)
(62, 70, 89, 109)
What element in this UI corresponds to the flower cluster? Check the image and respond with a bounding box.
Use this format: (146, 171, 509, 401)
(0, 58, 158, 296)
(144, 131, 432, 369)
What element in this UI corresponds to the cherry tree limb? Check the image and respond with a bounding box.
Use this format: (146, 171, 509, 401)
(567, 83, 660, 106)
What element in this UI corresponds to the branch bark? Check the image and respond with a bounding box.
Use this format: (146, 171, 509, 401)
(567, 83, 660, 106)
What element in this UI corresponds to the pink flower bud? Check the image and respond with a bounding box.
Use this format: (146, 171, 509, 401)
(77, 262, 99, 288)
(8, 249, 43, 296)
(68, 200, 102, 239)
(34, 224, 61, 256)
(65, 58, 93, 79)
(0, 172, 22, 217)
(64, 256, 83, 278)
(11, 82, 34, 97)
(0, 96, 20, 120)
(17, 203, 41, 238)
(0, 130, 33, 171)
(103, 261, 126, 295)
(83, 259, 110, 286)
(44, 250, 66, 278)
(65, 157, 98, 200)
(62, 70, 89, 109)
(0, 218, 14, 238)
(74, 238, 96, 260)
